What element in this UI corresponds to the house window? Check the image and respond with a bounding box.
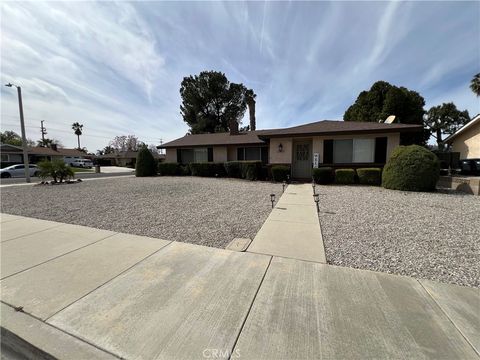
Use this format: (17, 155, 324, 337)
(1, 154, 8, 162)
(237, 147, 268, 163)
(332, 139, 375, 163)
(179, 148, 209, 163)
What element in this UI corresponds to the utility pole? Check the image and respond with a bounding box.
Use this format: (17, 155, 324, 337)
(40, 120, 47, 143)
(5, 83, 30, 183)
(159, 138, 163, 155)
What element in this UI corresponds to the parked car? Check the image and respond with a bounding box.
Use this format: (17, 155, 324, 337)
(70, 159, 93, 168)
(0, 164, 39, 178)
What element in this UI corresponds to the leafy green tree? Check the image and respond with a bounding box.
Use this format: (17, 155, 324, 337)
(470, 73, 480, 97)
(37, 138, 63, 148)
(424, 103, 470, 151)
(1, 130, 35, 146)
(180, 71, 250, 134)
(344, 81, 427, 144)
(72, 122, 83, 149)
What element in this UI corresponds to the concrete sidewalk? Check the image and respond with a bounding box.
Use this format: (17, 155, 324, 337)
(1, 214, 479, 359)
(247, 183, 326, 263)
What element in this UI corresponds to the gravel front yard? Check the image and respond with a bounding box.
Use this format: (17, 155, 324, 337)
(1, 177, 279, 248)
(318, 185, 480, 288)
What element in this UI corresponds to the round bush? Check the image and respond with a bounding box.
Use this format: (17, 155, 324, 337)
(357, 168, 382, 186)
(313, 167, 334, 184)
(135, 147, 157, 177)
(335, 169, 355, 184)
(382, 145, 440, 192)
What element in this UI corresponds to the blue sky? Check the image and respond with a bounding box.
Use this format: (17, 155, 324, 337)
(1, 1, 478, 151)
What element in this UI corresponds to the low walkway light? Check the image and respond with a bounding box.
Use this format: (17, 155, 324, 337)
(313, 193, 320, 213)
(282, 181, 286, 193)
(270, 193, 276, 208)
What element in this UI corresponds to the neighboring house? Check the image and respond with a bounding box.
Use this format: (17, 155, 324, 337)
(159, 120, 422, 179)
(96, 151, 165, 167)
(444, 114, 480, 160)
(0, 144, 88, 167)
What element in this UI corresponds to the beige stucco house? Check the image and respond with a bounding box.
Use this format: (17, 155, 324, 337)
(159, 120, 422, 179)
(444, 115, 480, 160)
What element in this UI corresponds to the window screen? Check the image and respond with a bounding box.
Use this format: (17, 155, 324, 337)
(353, 139, 375, 163)
(194, 148, 208, 162)
(245, 147, 260, 160)
(333, 139, 353, 163)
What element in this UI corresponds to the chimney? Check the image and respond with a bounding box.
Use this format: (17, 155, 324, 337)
(51, 144, 58, 151)
(229, 119, 239, 135)
(249, 98, 256, 131)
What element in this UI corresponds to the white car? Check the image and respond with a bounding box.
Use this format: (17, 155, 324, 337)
(0, 164, 40, 178)
(70, 159, 93, 168)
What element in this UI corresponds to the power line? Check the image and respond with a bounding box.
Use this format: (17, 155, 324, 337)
(1, 122, 161, 142)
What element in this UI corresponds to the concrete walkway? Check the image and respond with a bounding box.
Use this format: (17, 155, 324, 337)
(1, 214, 479, 359)
(247, 183, 326, 263)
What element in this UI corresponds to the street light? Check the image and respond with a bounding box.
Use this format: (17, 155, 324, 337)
(5, 83, 30, 183)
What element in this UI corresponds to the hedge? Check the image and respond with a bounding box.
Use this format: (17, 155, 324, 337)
(240, 161, 262, 180)
(382, 145, 440, 192)
(357, 168, 382, 186)
(189, 163, 226, 177)
(335, 169, 355, 184)
(312, 167, 334, 184)
(136, 147, 156, 177)
(271, 165, 290, 182)
(158, 162, 180, 176)
(224, 161, 242, 178)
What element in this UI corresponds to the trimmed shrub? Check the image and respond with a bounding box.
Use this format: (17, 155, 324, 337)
(224, 161, 242, 178)
(382, 145, 440, 192)
(312, 167, 334, 184)
(158, 162, 180, 176)
(180, 164, 191, 176)
(271, 165, 290, 182)
(240, 161, 262, 181)
(136, 147, 157, 177)
(335, 169, 355, 184)
(189, 163, 225, 177)
(357, 168, 382, 186)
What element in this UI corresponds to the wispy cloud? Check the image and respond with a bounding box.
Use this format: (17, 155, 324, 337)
(1, 1, 478, 151)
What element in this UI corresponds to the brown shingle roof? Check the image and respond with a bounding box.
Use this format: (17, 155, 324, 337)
(160, 120, 423, 148)
(258, 120, 423, 138)
(160, 131, 267, 148)
(27, 147, 87, 157)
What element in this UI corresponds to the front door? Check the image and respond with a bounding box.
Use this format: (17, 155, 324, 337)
(292, 141, 312, 179)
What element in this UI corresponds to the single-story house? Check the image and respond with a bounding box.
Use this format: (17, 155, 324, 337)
(444, 114, 480, 160)
(159, 120, 422, 179)
(96, 151, 165, 167)
(0, 144, 89, 167)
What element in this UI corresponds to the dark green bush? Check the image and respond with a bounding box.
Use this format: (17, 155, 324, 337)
(158, 162, 180, 176)
(240, 161, 262, 180)
(180, 164, 191, 176)
(136, 147, 157, 177)
(382, 145, 440, 192)
(312, 167, 334, 184)
(189, 163, 225, 177)
(224, 161, 242, 178)
(357, 168, 382, 186)
(271, 165, 290, 182)
(335, 169, 356, 184)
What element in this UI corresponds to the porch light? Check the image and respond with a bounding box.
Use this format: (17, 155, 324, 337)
(270, 193, 276, 208)
(313, 193, 320, 213)
(278, 143, 283, 152)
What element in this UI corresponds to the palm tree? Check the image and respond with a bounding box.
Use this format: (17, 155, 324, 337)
(72, 122, 83, 149)
(470, 73, 480, 97)
(245, 89, 257, 131)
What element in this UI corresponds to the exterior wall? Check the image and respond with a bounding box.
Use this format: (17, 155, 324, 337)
(451, 125, 480, 159)
(227, 146, 237, 161)
(165, 148, 177, 162)
(213, 146, 228, 162)
(269, 138, 292, 164)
